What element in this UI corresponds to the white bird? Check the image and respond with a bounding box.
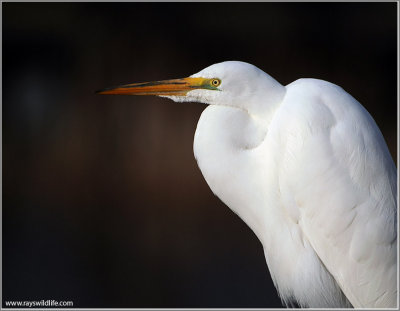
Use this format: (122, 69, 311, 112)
(97, 61, 397, 308)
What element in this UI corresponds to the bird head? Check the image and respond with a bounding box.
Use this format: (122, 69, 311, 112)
(97, 61, 285, 116)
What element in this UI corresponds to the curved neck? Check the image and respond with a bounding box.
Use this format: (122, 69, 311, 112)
(245, 75, 286, 120)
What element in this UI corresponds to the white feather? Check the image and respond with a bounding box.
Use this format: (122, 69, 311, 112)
(166, 61, 397, 308)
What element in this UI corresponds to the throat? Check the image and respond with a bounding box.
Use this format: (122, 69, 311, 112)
(201, 105, 269, 151)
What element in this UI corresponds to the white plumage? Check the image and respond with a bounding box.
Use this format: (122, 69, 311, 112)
(98, 61, 397, 308)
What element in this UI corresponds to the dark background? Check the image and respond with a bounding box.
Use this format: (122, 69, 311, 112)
(2, 2, 397, 308)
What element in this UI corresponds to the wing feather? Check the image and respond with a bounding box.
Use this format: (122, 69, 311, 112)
(274, 79, 397, 308)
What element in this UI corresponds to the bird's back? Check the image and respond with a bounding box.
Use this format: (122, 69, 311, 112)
(272, 78, 397, 307)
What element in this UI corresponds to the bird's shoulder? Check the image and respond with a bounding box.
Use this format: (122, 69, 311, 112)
(281, 78, 358, 124)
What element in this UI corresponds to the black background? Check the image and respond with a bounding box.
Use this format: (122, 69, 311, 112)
(2, 2, 397, 308)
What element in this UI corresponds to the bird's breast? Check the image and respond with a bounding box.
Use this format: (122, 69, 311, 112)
(193, 105, 274, 240)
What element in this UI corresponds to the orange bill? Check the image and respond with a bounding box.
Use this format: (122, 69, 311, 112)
(96, 77, 210, 96)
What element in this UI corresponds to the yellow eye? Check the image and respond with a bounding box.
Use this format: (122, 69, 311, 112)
(211, 78, 221, 87)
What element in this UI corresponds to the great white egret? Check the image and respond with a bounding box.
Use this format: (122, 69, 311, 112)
(97, 61, 397, 308)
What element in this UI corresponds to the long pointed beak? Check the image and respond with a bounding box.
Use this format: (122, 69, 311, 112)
(96, 77, 207, 96)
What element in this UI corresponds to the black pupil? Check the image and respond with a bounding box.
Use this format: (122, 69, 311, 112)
(213, 80, 218, 85)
